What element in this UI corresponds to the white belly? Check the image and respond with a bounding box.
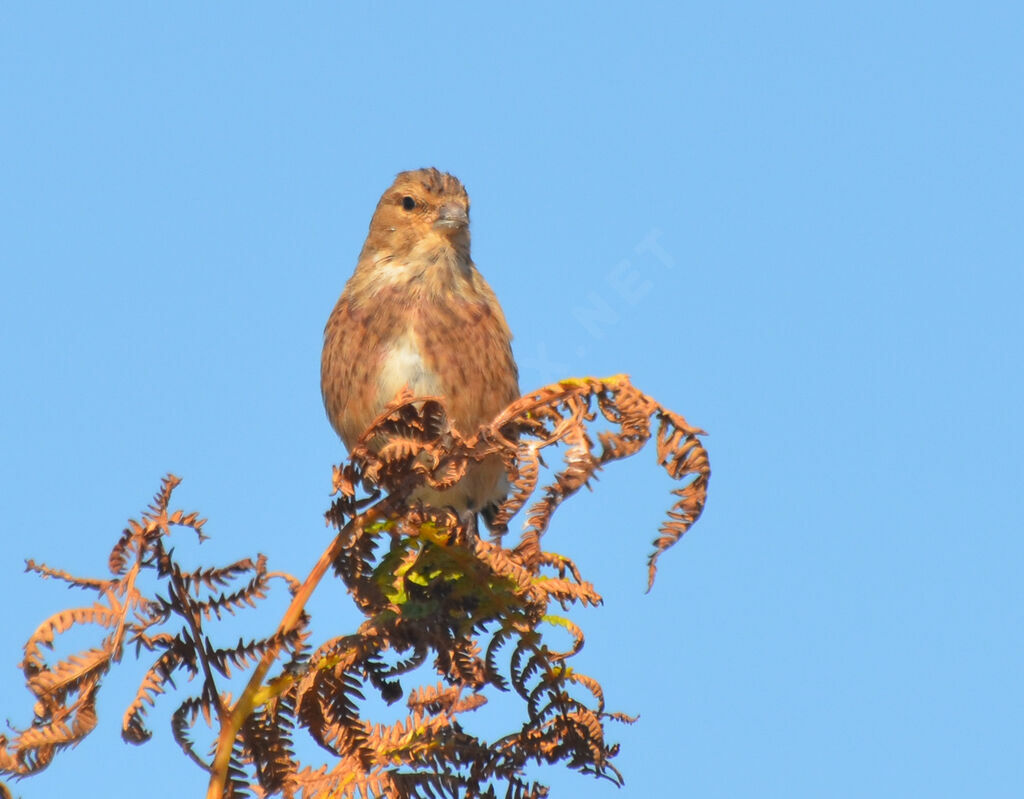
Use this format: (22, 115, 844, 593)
(376, 331, 443, 405)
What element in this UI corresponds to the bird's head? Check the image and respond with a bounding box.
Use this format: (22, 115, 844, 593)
(362, 168, 472, 262)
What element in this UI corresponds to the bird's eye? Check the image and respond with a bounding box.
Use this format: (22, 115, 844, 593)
(401, 196, 416, 211)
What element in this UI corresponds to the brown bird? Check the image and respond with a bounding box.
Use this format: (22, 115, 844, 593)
(321, 167, 519, 524)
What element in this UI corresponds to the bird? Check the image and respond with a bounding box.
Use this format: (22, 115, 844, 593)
(321, 167, 520, 527)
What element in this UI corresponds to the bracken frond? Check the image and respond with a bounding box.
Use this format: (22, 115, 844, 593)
(2, 374, 709, 799)
(122, 647, 180, 744)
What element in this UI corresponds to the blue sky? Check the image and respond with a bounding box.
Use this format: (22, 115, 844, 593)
(1, 3, 1021, 797)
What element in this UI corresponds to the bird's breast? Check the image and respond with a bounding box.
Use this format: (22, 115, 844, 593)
(376, 330, 443, 405)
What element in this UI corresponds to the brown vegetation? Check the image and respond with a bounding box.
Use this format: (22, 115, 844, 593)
(0, 375, 709, 798)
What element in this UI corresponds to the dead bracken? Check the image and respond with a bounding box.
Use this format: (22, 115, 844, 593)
(0, 374, 709, 799)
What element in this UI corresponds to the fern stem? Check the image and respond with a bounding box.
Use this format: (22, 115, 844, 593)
(205, 500, 389, 799)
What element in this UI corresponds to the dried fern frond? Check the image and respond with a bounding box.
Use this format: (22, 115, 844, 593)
(2, 375, 709, 799)
(1, 475, 304, 787)
(343, 375, 708, 588)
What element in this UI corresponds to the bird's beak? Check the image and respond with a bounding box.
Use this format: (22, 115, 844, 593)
(433, 203, 468, 231)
